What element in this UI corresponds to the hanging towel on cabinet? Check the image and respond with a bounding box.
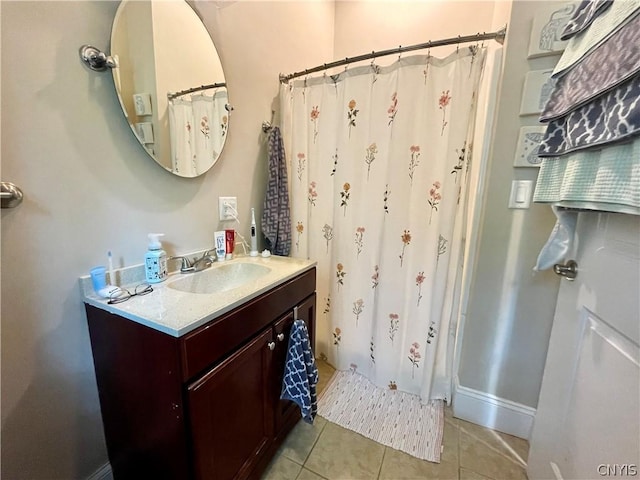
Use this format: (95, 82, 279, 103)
(281, 319, 318, 424)
(262, 126, 292, 256)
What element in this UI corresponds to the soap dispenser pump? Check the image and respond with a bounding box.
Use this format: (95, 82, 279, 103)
(145, 233, 168, 284)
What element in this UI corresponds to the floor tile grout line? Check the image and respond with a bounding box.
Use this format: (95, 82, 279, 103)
(301, 418, 329, 468)
(296, 464, 330, 480)
(457, 415, 461, 475)
(458, 425, 528, 469)
(376, 446, 388, 480)
(303, 362, 336, 479)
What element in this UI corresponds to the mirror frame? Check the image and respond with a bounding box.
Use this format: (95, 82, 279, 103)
(110, 0, 229, 177)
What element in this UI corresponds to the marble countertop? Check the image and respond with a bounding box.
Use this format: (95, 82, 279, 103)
(80, 255, 316, 337)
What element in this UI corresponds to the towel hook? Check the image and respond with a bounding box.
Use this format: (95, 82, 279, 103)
(262, 109, 275, 133)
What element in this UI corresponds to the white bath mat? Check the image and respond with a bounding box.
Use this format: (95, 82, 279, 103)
(317, 370, 444, 463)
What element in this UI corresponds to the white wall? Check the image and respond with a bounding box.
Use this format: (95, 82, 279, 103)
(1, 0, 563, 477)
(0, 1, 333, 478)
(457, 1, 561, 410)
(334, 1, 496, 59)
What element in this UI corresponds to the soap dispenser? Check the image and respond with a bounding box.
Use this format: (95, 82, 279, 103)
(145, 233, 168, 284)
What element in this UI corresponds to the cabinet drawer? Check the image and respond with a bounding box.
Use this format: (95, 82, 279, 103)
(180, 268, 316, 380)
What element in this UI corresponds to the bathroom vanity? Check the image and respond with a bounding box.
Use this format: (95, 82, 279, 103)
(82, 256, 316, 480)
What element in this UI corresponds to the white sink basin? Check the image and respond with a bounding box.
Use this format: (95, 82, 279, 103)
(167, 262, 272, 294)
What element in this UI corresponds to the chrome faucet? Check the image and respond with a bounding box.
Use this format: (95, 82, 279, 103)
(192, 250, 216, 271)
(170, 250, 216, 273)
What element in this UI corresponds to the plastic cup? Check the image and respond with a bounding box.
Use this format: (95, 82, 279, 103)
(90, 266, 107, 293)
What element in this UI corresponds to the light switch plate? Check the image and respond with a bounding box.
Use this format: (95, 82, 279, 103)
(508, 180, 533, 209)
(133, 93, 153, 116)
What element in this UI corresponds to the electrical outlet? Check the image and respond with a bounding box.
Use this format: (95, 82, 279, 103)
(218, 196, 238, 221)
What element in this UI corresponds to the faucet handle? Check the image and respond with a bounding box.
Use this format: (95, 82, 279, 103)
(169, 256, 194, 272)
(202, 249, 217, 258)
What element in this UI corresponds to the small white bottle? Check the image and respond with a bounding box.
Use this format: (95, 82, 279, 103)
(145, 233, 168, 284)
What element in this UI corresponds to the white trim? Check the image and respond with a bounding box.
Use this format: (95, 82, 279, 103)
(452, 376, 535, 440)
(86, 463, 113, 480)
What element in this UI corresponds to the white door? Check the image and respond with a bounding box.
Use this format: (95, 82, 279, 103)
(528, 212, 640, 480)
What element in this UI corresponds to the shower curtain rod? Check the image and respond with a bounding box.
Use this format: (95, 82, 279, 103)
(279, 26, 506, 83)
(167, 81, 226, 100)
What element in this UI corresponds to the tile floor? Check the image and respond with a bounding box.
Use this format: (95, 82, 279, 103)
(263, 360, 529, 480)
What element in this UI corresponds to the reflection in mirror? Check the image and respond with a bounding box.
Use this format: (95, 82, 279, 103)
(111, 0, 229, 177)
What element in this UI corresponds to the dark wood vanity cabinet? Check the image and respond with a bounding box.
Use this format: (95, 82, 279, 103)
(188, 327, 275, 480)
(85, 268, 316, 480)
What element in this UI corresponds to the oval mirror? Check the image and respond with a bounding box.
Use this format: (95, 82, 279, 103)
(111, 0, 229, 177)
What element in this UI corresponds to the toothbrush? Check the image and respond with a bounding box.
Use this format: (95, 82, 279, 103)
(250, 208, 258, 256)
(108, 250, 116, 286)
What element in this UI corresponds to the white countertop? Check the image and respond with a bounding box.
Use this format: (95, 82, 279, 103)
(80, 255, 316, 337)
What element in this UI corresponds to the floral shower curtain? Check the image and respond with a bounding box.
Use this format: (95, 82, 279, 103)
(168, 89, 229, 176)
(281, 47, 486, 402)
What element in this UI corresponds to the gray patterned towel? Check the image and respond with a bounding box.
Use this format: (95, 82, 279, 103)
(538, 75, 640, 158)
(262, 126, 291, 256)
(281, 320, 318, 424)
(541, 14, 640, 122)
(560, 0, 613, 40)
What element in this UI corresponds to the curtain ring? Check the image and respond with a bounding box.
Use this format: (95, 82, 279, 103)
(456, 35, 461, 53)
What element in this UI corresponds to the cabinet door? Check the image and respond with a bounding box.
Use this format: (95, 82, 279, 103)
(273, 294, 317, 437)
(273, 312, 296, 434)
(296, 293, 316, 349)
(188, 328, 274, 480)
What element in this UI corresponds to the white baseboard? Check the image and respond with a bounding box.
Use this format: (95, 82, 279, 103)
(452, 376, 536, 440)
(87, 463, 113, 480)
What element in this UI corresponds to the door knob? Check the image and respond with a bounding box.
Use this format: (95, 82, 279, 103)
(277, 333, 285, 342)
(1, 182, 24, 208)
(553, 260, 578, 280)
(267, 341, 276, 351)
